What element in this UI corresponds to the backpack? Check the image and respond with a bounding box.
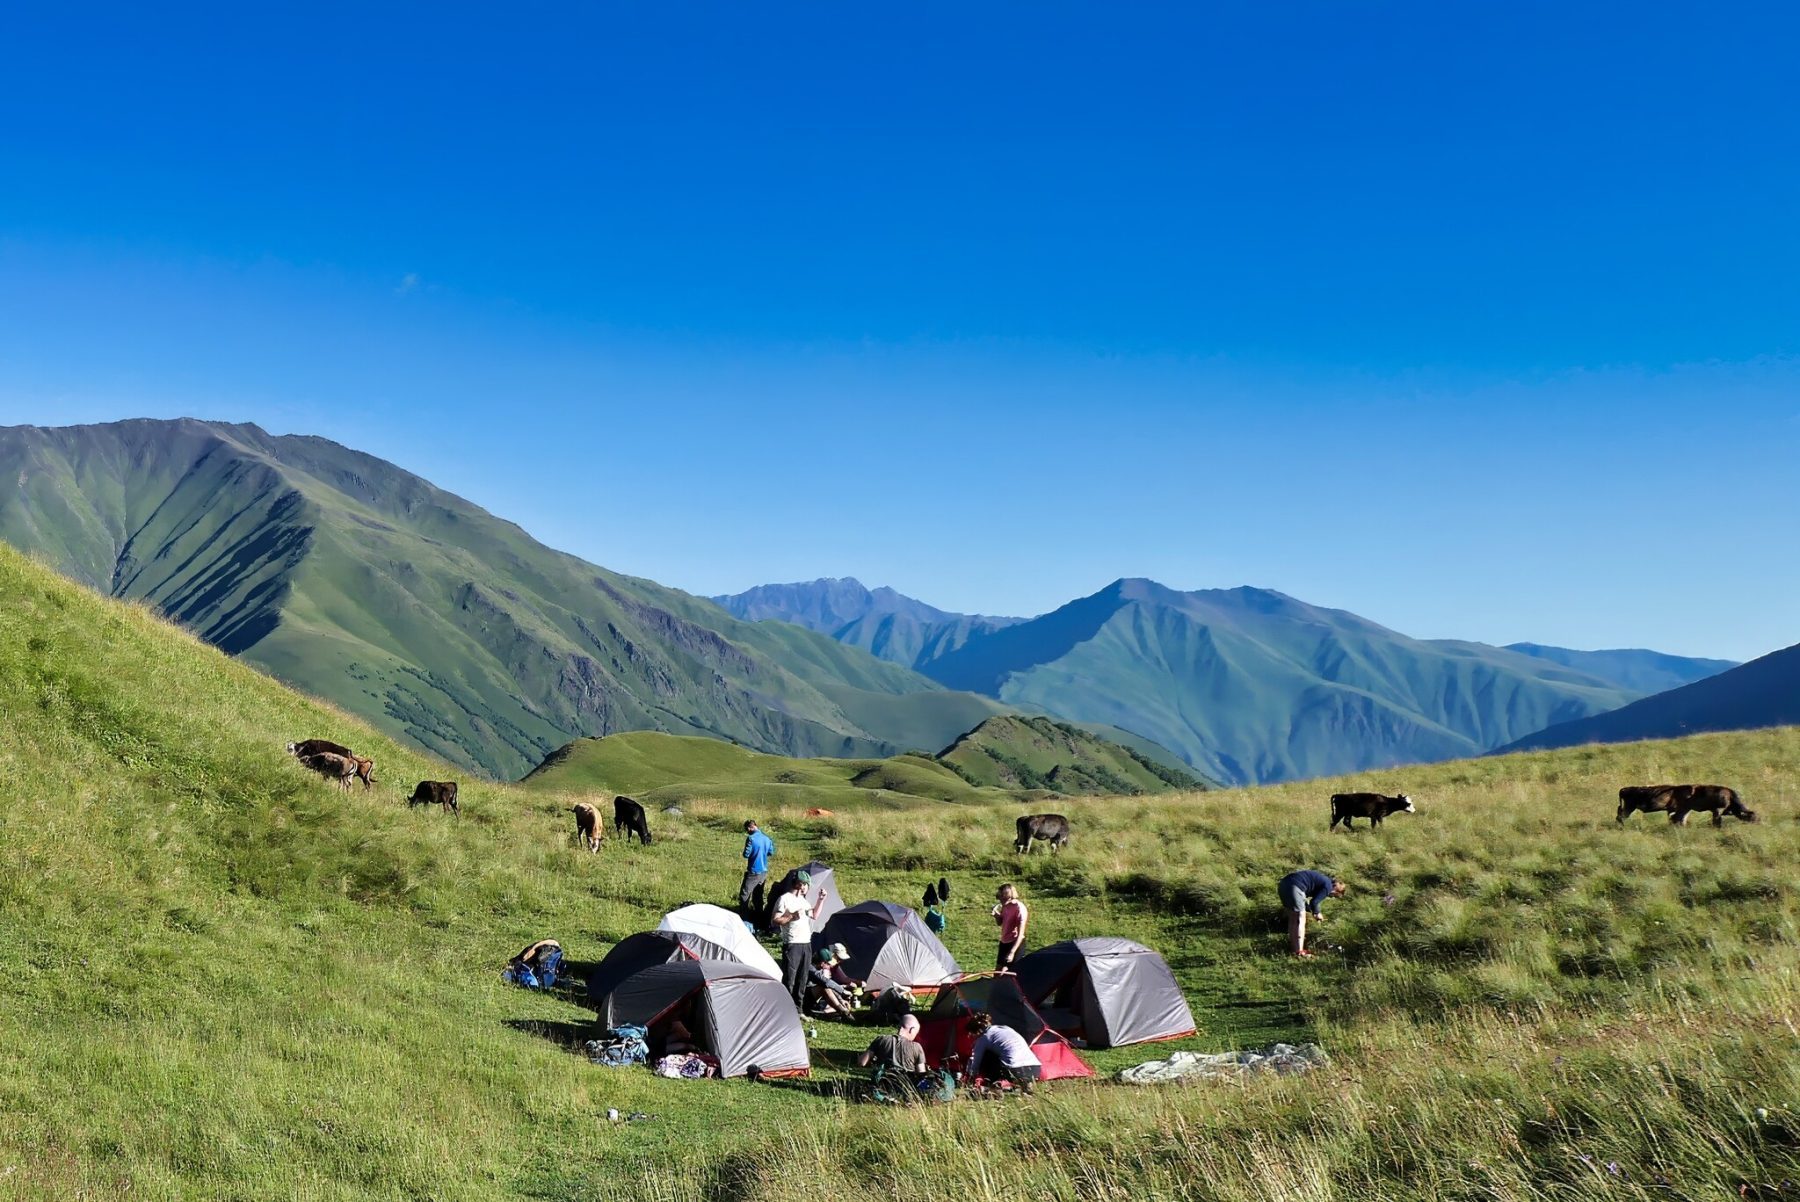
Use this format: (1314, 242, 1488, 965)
(924, 906, 947, 933)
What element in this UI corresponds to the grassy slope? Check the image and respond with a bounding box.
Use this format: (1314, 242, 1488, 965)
(3, 542, 1799, 1200)
(0, 419, 1007, 780)
(937, 715, 1209, 794)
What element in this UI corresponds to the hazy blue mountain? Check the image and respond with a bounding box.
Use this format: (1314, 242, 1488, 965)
(1498, 641, 1800, 755)
(712, 578, 1021, 671)
(1501, 643, 1735, 696)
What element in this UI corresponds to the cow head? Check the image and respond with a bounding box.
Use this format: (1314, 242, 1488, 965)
(1730, 801, 1758, 822)
(1398, 794, 1416, 812)
(285, 742, 298, 755)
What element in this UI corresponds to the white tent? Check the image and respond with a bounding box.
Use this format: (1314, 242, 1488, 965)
(657, 903, 780, 981)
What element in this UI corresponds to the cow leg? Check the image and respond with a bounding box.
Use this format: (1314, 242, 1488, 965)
(1712, 810, 1725, 828)
(1371, 814, 1383, 828)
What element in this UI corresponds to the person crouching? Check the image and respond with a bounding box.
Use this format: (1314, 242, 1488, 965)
(963, 1011, 1041, 1094)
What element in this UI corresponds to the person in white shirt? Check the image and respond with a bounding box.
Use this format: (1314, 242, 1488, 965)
(771, 870, 827, 1009)
(964, 1011, 1041, 1092)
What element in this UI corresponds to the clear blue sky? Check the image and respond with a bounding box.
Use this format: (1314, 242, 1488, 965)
(2, 4, 1796, 660)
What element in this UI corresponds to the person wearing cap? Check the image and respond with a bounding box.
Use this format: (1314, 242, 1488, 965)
(858, 1013, 927, 1074)
(772, 870, 827, 1009)
(739, 820, 776, 920)
(807, 945, 857, 1019)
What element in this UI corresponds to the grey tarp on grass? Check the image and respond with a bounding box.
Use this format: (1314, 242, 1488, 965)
(1014, 936, 1197, 1048)
(586, 930, 740, 1007)
(760, 860, 845, 930)
(820, 901, 961, 992)
(594, 959, 809, 1078)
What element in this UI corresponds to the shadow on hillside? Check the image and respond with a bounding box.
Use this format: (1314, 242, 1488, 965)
(504, 1016, 598, 1052)
(544, 960, 599, 1009)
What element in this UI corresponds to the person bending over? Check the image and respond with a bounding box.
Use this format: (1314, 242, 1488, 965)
(964, 1011, 1041, 1093)
(858, 1014, 927, 1075)
(1277, 868, 1346, 958)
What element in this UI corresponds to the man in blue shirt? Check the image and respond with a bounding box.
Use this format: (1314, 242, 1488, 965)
(740, 820, 776, 919)
(1278, 868, 1346, 958)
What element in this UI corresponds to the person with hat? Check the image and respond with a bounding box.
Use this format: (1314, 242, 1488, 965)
(807, 944, 858, 1019)
(772, 870, 828, 1009)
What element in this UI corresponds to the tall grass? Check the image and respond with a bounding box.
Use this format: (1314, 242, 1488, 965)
(0, 541, 1796, 1200)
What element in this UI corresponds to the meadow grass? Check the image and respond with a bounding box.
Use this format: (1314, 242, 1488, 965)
(0, 542, 1796, 1200)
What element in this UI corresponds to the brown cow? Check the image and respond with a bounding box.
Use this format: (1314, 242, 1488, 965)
(350, 756, 376, 791)
(408, 781, 459, 814)
(299, 751, 358, 790)
(1015, 813, 1071, 854)
(1618, 784, 1757, 827)
(573, 802, 603, 852)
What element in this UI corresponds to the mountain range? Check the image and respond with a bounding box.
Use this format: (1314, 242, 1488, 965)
(0, 419, 1010, 778)
(1498, 641, 1800, 755)
(714, 577, 1736, 784)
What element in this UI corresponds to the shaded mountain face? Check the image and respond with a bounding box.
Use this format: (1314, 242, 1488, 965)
(712, 578, 1021, 671)
(1497, 642, 1800, 755)
(0, 419, 1005, 779)
(721, 575, 1732, 786)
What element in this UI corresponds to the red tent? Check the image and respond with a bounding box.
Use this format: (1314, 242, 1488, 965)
(915, 972, 1092, 1082)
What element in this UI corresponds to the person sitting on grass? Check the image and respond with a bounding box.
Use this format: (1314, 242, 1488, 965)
(858, 1013, 927, 1075)
(963, 1011, 1041, 1094)
(807, 946, 858, 1019)
(1278, 868, 1346, 958)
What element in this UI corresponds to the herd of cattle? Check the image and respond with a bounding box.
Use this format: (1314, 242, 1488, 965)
(287, 738, 1758, 847)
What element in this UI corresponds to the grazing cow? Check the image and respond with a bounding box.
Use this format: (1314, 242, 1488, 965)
(408, 780, 459, 815)
(299, 751, 358, 790)
(350, 756, 377, 791)
(1014, 813, 1071, 854)
(572, 802, 603, 852)
(288, 738, 353, 760)
(613, 795, 652, 845)
(1618, 784, 1756, 828)
(1330, 792, 1416, 831)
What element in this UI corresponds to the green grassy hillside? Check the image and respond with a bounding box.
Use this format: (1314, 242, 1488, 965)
(0, 419, 1007, 779)
(3, 540, 1798, 1201)
(937, 715, 1210, 794)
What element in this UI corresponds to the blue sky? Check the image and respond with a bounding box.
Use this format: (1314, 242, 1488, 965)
(1, 4, 1796, 659)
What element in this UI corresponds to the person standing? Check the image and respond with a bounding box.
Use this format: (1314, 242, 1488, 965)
(740, 820, 775, 919)
(1277, 868, 1346, 958)
(992, 882, 1028, 972)
(773, 870, 827, 1008)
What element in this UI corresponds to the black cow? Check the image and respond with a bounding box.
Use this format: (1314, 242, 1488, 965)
(1618, 784, 1755, 827)
(408, 780, 459, 815)
(1015, 813, 1070, 854)
(1330, 792, 1415, 831)
(288, 738, 353, 760)
(614, 795, 652, 844)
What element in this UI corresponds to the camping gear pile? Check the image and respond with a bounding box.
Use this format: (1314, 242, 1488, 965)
(1116, 1043, 1328, 1085)
(503, 939, 563, 989)
(655, 1052, 721, 1079)
(584, 1025, 650, 1068)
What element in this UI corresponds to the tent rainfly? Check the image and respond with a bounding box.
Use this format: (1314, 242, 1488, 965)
(819, 901, 960, 992)
(594, 959, 809, 1078)
(760, 860, 846, 930)
(916, 972, 1092, 1081)
(657, 903, 780, 980)
(586, 930, 741, 1007)
(1014, 936, 1197, 1048)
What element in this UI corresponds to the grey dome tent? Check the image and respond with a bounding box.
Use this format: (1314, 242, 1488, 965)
(586, 930, 740, 1006)
(1014, 936, 1196, 1048)
(594, 959, 809, 1078)
(819, 901, 960, 992)
(760, 860, 846, 930)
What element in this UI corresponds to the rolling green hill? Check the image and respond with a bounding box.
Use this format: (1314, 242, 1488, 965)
(4, 536, 1798, 1201)
(523, 715, 1207, 806)
(937, 714, 1210, 794)
(0, 418, 1005, 779)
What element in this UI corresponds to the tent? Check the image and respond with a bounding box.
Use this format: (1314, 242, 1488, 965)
(594, 959, 809, 1078)
(915, 973, 1092, 1081)
(759, 860, 846, 930)
(657, 904, 780, 980)
(1014, 937, 1197, 1048)
(819, 901, 961, 993)
(586, 930, 741, 1006)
